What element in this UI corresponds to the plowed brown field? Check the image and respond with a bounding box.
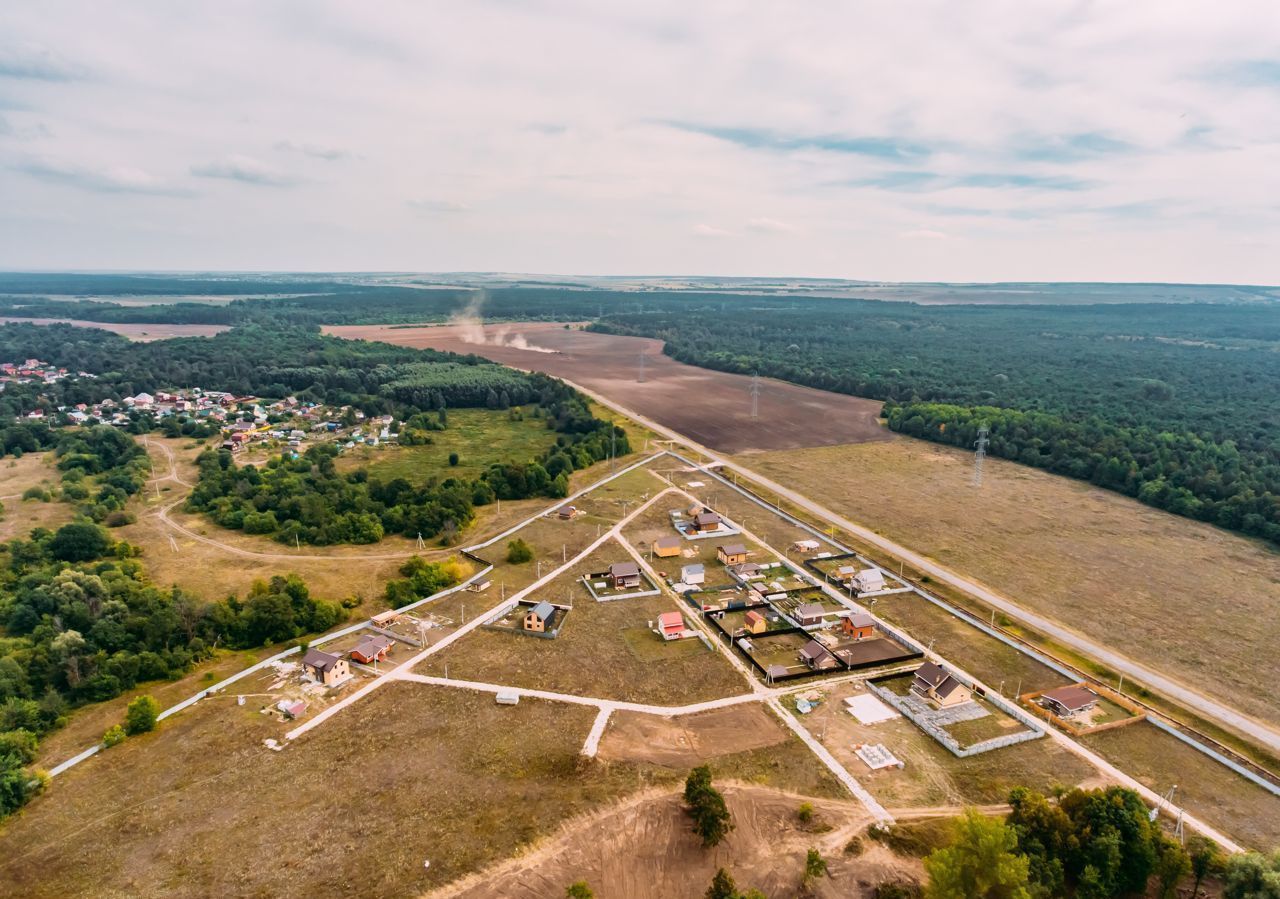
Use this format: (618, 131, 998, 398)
(326, 322, 891, 453)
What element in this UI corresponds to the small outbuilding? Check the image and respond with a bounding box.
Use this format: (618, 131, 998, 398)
(694, 511, 722, 532)
(1039, 684, 1100, 718)
(657, 611, 686, 640)
(557, 505, 580, 520)
(370, 610, 400, 628)
(608, 561, 641, 590)
(842, 611, 875, 641)
(301, 649, 351, 687)
(743, 609, 768, 635)
(523, 601, 557, 633)
(791, 539, 821, 553)
(681, 563, 706, 586)
(653, 536, 682, 558)
(795, 603, 826, 627)
(717, 543, 750, 565)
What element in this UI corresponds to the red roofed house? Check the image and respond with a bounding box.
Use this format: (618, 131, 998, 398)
(657, 611, 686, 640)
(743, 609, 767, 635)
(350, 634, 394, 664)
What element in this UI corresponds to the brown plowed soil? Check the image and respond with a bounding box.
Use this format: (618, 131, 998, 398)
(0, 316, 228, 340)
(429, 784, 918, 899)
(326, 322, 891, 454)
(597, 705, 788, 767)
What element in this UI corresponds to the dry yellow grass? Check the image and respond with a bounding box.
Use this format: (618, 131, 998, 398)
(737, 438, 1280, 723)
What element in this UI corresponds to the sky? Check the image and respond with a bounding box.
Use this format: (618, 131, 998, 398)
(2, 1, 1280, 282)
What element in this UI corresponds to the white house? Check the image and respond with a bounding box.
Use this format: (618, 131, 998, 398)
(854, 569, 886, 593)
(681, 563, 706, 586)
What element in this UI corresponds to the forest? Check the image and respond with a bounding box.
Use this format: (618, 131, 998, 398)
(590, 298, 1280, 546)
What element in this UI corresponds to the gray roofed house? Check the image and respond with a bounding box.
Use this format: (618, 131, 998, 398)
(798, 639, 839, 670)
(795, 603, 826, 625)
(608, 561, 642, 589)
(681, 563, 706, 585)
(524, 601, 559, 634)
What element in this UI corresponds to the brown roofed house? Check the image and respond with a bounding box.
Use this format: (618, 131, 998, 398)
(301, 649, 351, 687)
(911, 662, 972, 708)
(608, 561, 641, 590)
(694, 511, 723, 533)
(717, 543, 749, 565)
(1039, 684, 1100, 718)
(795, 603, 826, 626)
(799, 639, 839, 671)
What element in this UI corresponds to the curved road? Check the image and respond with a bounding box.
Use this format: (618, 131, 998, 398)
(559, 380, 1280, 756)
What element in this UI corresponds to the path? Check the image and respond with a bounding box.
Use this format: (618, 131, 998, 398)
(558, 378, 1280, 755)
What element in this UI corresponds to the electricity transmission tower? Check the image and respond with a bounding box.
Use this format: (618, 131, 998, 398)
(637, 351, 646, 383)
(750, 373, 761, 419)
(973, 424, 990, 487)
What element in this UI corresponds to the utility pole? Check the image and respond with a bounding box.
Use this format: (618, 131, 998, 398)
(973, 424, 990, 487)
(637, 351, 646, 383)
(750, 372, 761, 420)
(416, 532, 425, 551)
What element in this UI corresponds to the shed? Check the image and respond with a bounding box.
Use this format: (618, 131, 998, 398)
(657, 611, 685, 640)
(743, 609, 767, 635)
(766, 664, 789, 682)
(653, 536, 682, 558)
(276, 699, 307, 719)
(791, 539, 821, 553)
(370, 610, 400, 628)
(557, 505, 580, 520)
(795, 603, 826, 626)
(694, 511, 722, 532)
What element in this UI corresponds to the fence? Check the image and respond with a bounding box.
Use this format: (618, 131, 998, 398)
(867, 676, 1045, 758)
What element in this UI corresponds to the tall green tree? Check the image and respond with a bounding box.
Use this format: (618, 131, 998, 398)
(1223, 851, 1280, 899)
(124, 694, 160, 735)
(923, 808, 1031, 899)
(684, 764, 734, 848)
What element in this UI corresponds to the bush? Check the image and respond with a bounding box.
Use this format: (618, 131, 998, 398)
(448, 452, 460, 466)
(797, 801, 815, 824)
(124, 695, 160, 735)
(21, 486, 50, 502)
(506, 538, 534, 564)
(103, 509, 136, 528)
(102, 724, 126, 747)
(49, 521, 112, 562)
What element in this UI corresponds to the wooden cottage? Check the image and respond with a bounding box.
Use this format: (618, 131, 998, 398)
(301, 649, 351, 687)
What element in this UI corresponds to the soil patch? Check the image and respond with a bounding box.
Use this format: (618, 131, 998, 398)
(598, 704, 786, 767)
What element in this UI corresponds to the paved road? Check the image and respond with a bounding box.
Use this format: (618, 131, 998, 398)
(561, 379, 1280, 756)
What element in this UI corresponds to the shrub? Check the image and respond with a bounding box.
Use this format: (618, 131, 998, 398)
(448, 452, 460, 466)
(124, 695, 160, 736)
(102, 724, 126, 747)
(506, 538, 534, 564)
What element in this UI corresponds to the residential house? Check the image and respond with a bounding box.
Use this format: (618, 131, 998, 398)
(795, 603, 826, 627)
(853, 569, 886, 593)
(607, 561, 641, 590)
(301, 649, 351, 687)
(693, 511, 722, 533)
(728, 561, 763, 582)
(717, 543, 749, 565)
(653, 536, 681, 558)
(657, 611, 685, 640)
(523, 601, 557, 633)
(1039, 684, 1100, 718)
(743, 609, 768, 635)
(799, 639, 839, 671)
(681, 563, 705, 586)
(842, 611, 875, 640)
(557, 505, 580, 520)
(350, 635, 394, 664)
(911, 662, 973, 708)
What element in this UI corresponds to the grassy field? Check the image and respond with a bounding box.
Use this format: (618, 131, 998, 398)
(418, 539, 749, 705)
(336, 407, 560, 484)
(1082, 721, 1280, 851)
(738, 438, 1280, 724)
(0, 683, 676, 898)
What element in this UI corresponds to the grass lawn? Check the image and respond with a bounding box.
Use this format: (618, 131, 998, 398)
(336, 406, 559, 484)
(942, 701, 1029, 749)
(1083, 721, 1280, 852)
(419, 539, 750, 705)
(736, 438, 1280, 724)
(0, 683, 669, 898)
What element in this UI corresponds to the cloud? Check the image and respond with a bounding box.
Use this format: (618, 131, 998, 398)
(408, 198, 468, 214)
(693, 223, 731, 237)
(900, 228, 948, 240)
(746, 217, 797, 233)
(274, 139, 353, 161)
(953, 172, 1096, 191)
(849, 171, 1095, 193)
(0, 44, 87, 82)
(1011, 132, 1134, 163)
(190, 155, 302, 187)
(14, 158, 190, 195)
(666, 122, 930, 161)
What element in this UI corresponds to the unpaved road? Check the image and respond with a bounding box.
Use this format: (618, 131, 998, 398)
(326, 321, 891, 454)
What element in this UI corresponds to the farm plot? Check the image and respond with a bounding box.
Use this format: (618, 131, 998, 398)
(417, 540, 747, 705)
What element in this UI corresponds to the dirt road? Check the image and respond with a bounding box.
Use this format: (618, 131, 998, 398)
(325, 322, 890, 454)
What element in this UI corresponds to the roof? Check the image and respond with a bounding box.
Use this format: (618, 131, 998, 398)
(528, 601, 555, 621)
(846, 611, 875, 629)
(799, 640, 834, 662)
(302, 648, 341, 672)
(935, 677, 968, 699)
(654, 536, 681, 548)
(913, 661, 949, 688)
(352, 635, 394, 657)
(609, 561, 640, 578)
(682, 563, 704, 576)
(694, 512, 722, 526)
(796, 603, 826, 619)
(1042, 684, 1099, 711)
(745, 609, 765, 623)
(657, 611, 684, 630)
(718, 543, 748, 555)
(766, 664, 789, 679)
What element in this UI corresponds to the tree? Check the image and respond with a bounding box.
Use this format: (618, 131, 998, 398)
(705, 869, 738, 899)
(49, 521, 111, 562)
(448, 452, 460, 466)
(506, 538, 534, 564)
(1153, 836, 1191, 899)
(923, 809, 1032, 899)
(797, 801, 815, 824)
(1222, 851, 1280, 899)
(124, 694, 160, 735)
(1188, 836, 1225, 898)
(802, 847, 828, 893)
(684, 764, 733, 848)
(565, 881, 594, 899)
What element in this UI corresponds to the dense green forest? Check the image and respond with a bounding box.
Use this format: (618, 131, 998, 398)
(590, 298, 1280, 545)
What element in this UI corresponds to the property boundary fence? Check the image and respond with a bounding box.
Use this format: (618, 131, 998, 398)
(1018, 684, 1146, 738)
